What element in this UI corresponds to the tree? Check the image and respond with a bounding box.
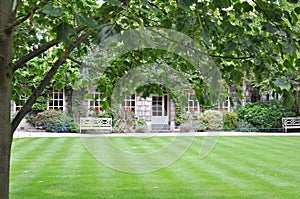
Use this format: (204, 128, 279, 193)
(0, 0, 299, 198)
(0, 0, 131, 198)
(92, 0, 300, 108)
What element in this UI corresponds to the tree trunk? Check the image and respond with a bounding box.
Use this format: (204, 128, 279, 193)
(0, 134, 12, 199)
(0, 51, 13, 199)
(0, 0, 14, 198)
(0, 73, 13, 198)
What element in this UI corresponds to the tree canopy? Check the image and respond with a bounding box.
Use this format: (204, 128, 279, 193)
(12, 0, 300, 114)
(0, 0, 299, 198)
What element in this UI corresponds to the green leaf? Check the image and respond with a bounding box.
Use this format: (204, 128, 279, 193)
(262, 22, 277, 33)
(283, 10, 292, 24)
(85, 93, 93, 99)
(283, 60, 294, 70)
(282, 91, 295, 107)
(104, 0, 122, 6)
(55, 82, 64, 90)
(230, 70, 243, 82)
(241, 2, 253, 12)
(140, 7, 151, 14)
(287, 0, 298, 3)
(41, 4, 62, 17)
(201, 29, 210, 46)
(254, 57, 261, 65)
(294, 7, 300, 14)
(97, 24, 119, 43)
(282, 41, 296, 54)
(291, 10, 299, 24)
(101, 101, 109, 110)
(76, 15, 98, 29)
(178, 0, 197, 10)
(233, 2, 242, 13)
(214, 0, 231, 9)
(141, 0, 162, 13)
(236, 93, 244, 100)
(274, 77, 291, 91)
(224, 42, 237, 54)
(55, 22, 75, 42)
(295, 58, 300, 67)
(236, 85, 243, 91)
(266, 9, 283, 22)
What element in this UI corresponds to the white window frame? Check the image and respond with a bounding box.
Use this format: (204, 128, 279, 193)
(122, 94, 136, 112)
(88, 89, 101, 112)
(15, 94, 27, 112)
(186, 90, 200, 113)
(48, 87, 65, 110)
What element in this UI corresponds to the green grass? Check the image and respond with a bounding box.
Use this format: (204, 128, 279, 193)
(10, 136, 300, 199)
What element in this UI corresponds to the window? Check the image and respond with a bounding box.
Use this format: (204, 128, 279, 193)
(123, 94, 135, 112)
(186, 90, 200, 112)
(14, 95, 27, 112)
(219, 100, 229, 110)
(48, 88, 64, 110)
(88, 89, 101, 111)
(152, 96, 163, 116)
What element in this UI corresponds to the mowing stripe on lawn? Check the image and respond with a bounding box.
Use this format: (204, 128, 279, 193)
(105, 136, 175, 154)
(38, 138, 87, 198)
(11, 138, 50, 158)
(218, 138, 300, 184)
(218, 137, 300, 172)
(164, 141, 260, 198)
(209, 150, 295, 188)
(181, 150, 262, 198)
(81, 136, 194, 173)
(10, 136, 300, 199)
(11, 138, 75, 198)
(187, 137, 300, 198)
(79, 136, 194, 198)
(215, 137, 300, 197)
(220, 137, 296, 159)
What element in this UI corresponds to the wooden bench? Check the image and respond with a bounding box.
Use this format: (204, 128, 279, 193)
(80, 117, 112, 133)
(282, 117, 300, 133)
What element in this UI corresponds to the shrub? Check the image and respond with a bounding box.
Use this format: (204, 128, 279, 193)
(178, 111, 202, 132)
(113, 110, 135, 133)
(31, 110, 79, 133)
(136, 118, 147, 127)
(134, 119, 148, 133)
(223, 112, 238, 130)
(174, 104, 183, 126)
(31, 97, 48, 111)
(236, 100, 297, 131)
(68, 121, 80, 133)
(198, 110, 224, 130)
(237, 120, 256, 132)
(179, 122, 198, 132)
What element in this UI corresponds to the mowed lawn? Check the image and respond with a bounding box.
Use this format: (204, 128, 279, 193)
(10, 136, 300, 199)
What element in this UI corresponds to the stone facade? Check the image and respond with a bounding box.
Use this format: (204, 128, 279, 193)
(13, 83, 272, 131)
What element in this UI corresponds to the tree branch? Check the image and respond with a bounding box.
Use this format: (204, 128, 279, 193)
(252, 0, 281, 28)
(11, 26, 87, 72)
(149, 28, 254, 60)
(11, 0, 50, 28)
(252, 0, 297, 40)
(11, 0, 133, 132)
(11, 29, 94, 132)
(10, 40, 59, 72)
(67, 56, 82, 65)
(11, 0, 130, 72)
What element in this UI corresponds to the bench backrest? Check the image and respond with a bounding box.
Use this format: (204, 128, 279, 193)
(80, 117, 112, 133)
(282, 117, 300, 126)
